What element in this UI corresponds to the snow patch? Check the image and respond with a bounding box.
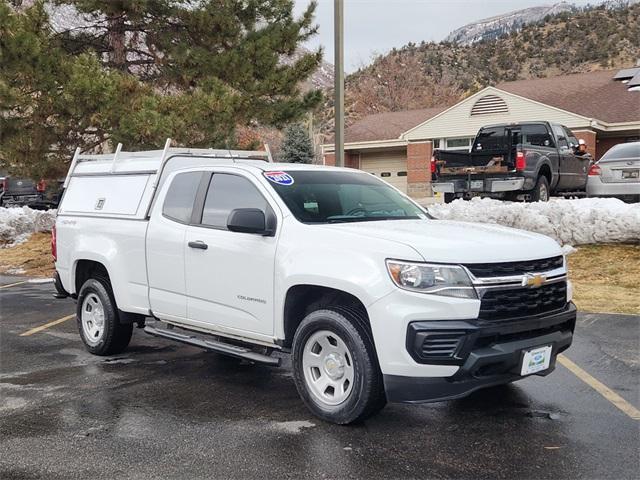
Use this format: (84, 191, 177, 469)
(427, 198, 640, 246)
(271, 420, 316, 434)
(0, 207, 56, 247)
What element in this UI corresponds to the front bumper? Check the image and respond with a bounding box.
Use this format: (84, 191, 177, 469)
(383, 304, 576, 403)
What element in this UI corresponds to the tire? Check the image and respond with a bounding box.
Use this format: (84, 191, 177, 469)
(444, 193, 456, 204)
(292, 308, 386, 424)
(529, 175, 550, 202)
(76, 278, 132, 356)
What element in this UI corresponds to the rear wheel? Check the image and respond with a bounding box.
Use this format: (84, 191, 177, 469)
(77, 278, 132, 355)
(444, 193, 456, 203)
(292, 308, 386, 424)
(529, 175, 550, 202)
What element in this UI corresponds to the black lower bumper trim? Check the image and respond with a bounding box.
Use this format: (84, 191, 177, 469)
(386, 317, 574, 403)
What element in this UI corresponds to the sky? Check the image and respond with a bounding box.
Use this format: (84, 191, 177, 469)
(293, 0, 604, 72)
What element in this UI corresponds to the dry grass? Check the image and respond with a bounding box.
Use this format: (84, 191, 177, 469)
(1, 233, 638, 314)
(568, 244, 640, 315)
(0, 233, 54, 278)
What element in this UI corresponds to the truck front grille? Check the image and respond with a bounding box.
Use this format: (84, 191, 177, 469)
(465, 256, 564, 278)
(479, 282, 567, 321)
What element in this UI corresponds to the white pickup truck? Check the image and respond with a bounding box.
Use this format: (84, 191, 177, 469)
(53, 144, 576, 424)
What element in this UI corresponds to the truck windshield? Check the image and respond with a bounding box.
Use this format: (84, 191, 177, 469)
(264, 170, 426, 224)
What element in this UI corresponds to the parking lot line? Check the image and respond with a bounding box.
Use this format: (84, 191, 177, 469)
(0, 280, 28, 290)
(20, 314, 76, 337)
(558, 354, 640, 421)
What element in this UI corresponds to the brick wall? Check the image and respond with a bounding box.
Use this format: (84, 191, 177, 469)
(595, 136, 639, 160)
(406, 141, 433, 199)
(323, 152, 336, 166)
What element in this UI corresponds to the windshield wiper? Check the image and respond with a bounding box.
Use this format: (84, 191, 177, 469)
(325, 216, 419, 224)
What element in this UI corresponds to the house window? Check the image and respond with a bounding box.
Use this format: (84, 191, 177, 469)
(446, 138, 473, 151)
(470, 94, 509, 116)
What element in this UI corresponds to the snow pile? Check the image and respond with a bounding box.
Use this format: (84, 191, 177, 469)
(427, 197, 640, 246)
(0, 207, 57, 247)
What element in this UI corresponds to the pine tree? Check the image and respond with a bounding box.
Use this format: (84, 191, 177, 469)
(0, 0, 324, 178)
(281, 123, 314, 164)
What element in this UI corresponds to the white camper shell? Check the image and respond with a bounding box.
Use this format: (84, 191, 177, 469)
(59, 141, 272, 220)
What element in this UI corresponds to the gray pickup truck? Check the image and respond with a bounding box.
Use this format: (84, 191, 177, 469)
(431, 122, 591, 202)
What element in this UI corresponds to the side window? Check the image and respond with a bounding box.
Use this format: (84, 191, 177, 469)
(162, 172, 202, 223)
(563, 126, 578, 148)
(552, 125, 568, 149)
(201, 173, 268, 229)
(522, 124, 554, 147)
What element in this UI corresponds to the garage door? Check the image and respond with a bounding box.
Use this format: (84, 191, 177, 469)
(360, 151, 408, 193)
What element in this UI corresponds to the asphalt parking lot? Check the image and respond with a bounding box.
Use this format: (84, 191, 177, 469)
(1, 276, 638, 480)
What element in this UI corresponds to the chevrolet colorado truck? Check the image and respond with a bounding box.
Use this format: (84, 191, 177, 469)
(54, 143, 576, 424)
(432, 121, 590, 202)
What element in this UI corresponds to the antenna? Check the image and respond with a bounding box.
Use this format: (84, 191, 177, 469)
(109, 143, 123, 174)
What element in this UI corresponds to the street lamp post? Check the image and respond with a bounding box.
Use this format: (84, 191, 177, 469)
(334, 0, 344, 167)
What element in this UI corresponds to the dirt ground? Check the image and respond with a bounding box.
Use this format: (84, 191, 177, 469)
(1, 233, 638, 314)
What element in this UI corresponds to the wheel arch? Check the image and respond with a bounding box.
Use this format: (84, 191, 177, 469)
(282, 284, 370, 349)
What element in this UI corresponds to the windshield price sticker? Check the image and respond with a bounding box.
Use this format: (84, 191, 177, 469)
(264, 171, 294, 186)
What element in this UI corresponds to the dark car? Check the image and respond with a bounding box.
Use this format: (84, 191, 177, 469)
(0, 177, 62, 209)
(432, 121, 591, 202)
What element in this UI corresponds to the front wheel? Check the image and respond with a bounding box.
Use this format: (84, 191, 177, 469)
(292, 308, 386, 424)
(77, 278, 132, 356)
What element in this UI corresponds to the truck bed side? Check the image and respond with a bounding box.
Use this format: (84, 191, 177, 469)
(56, 216, 150, 315)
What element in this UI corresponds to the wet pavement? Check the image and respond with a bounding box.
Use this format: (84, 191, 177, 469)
(1, 276, 639, 479)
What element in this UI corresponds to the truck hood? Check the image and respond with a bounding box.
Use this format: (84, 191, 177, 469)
(326, 219, 562, 264)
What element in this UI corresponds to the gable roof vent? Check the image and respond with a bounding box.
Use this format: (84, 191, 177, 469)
(471, 94, 509, 116)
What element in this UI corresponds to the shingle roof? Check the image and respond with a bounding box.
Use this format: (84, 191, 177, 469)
(343, 106, 448, 143)
(496, 69, 640, 124)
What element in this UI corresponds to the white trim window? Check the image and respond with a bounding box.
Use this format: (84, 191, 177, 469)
(445, 137, 473, 151)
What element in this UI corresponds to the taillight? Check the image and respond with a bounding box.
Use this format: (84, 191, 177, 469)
(588, 163, 601, 176)
(515, 151, 526, 171)
(1, 178, 7, 191)
(430, 155, 436, 174)
(51, 224, 57, 262)
(37, 179, 46, 192)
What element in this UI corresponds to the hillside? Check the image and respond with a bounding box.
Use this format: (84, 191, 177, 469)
(321, 3, 639, 132)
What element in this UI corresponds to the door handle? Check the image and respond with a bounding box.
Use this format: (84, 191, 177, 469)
(188, 240, 208, 250)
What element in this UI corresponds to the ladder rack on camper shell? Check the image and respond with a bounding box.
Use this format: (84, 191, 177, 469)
(59, 138, 274, 220)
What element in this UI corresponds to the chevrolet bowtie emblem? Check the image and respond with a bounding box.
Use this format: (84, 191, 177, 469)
(522, 273, 546, 288)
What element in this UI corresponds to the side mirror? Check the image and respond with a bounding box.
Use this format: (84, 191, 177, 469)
(227, 208, 272, 236)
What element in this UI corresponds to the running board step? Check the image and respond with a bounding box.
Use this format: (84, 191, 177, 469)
(144, 326, 280, 366)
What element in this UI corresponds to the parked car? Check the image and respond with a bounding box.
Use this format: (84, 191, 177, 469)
(587, 142, 640, 202)
(0, 176, 63, 209)
(54, 145, 576, 424)
(432, 122, 591, 202)
(0, 176, 42, 207)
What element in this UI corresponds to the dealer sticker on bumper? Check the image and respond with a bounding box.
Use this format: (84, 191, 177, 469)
(521, 345, 552, 376)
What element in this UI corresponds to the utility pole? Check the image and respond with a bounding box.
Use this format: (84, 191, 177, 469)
(334, 0, 345, 167)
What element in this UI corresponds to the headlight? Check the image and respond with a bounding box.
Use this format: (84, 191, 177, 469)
(386, 260, 477, 299)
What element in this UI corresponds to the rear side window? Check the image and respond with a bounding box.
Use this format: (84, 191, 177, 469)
(473, 127, 505, 151)
(522, 124, 554, 147)
(601, 142, 640, 162)
(201, 174, 268, 228)
(163, 172, 202, 223)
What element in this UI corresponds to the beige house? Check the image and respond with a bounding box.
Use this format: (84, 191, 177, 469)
(323, 69, 640, 200)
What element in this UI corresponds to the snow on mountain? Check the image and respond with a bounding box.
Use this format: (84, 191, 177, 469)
(444, 2, 576, 45)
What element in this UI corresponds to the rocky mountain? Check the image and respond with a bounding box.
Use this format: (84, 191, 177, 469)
(444, 2, 575, 45)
